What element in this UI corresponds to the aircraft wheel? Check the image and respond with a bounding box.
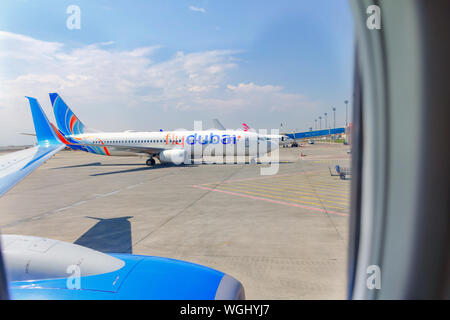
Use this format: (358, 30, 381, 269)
(146, 158, 156, 166)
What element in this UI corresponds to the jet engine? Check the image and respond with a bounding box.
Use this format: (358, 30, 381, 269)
(158, 149, 187, 164)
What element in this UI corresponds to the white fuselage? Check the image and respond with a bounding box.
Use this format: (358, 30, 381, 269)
(68, 130, 279, 160)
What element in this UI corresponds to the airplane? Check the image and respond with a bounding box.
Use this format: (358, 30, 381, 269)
(50, 93, 280, 166)
(212, 119, 294, 148)
(0, 97, 244, 299)
(241, 122, 296, 147)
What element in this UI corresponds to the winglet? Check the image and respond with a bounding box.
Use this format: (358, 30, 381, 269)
(25, 97, 61, 146)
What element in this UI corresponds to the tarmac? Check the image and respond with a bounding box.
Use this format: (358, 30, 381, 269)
(0, 142, 351, 299)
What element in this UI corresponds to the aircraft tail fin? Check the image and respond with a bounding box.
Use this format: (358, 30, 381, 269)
(49, 93, 87, 136)
(50, 122, 73, 146)
(213, 119, 226, 130)
(25, 97, 61, 146)
(242, 123, 250, 132)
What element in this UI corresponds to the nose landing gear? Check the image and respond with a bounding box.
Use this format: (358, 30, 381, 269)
(146, 157, 156, 166)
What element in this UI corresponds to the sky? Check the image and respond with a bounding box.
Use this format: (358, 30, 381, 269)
(0, 0, 354, 146)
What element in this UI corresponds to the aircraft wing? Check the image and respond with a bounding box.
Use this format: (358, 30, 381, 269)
(18, 133, 36, 137)
(0, 145, 64, 197)
(0, 97, 63, 197)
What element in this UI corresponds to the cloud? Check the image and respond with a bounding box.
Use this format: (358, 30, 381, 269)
(189, 6, 206, 14)
(0, 31, 236, 107)
(193, 82, 315, 113)
(227, 82, 282, 93)
(0, 31, 317, 145)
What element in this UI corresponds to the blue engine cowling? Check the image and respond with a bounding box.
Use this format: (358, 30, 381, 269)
(2, 235, 244, 300)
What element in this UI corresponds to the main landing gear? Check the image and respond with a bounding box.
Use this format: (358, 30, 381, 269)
(146, 157, 156, 166)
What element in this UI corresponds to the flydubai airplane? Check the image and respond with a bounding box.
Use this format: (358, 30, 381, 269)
(213, 119, 292, 146)
(50, 93, 279, 166)
(241, 122, 295, 147)
(0, 97, 244, 299)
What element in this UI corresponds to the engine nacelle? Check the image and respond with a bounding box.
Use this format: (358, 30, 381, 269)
(158, 149, 187, 164)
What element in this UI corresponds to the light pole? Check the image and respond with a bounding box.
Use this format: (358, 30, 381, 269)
(332, 107, 336, 129)
(324, 112, 328, 129)
(344, 100, 349, 127)
(319, 116, 322, 129)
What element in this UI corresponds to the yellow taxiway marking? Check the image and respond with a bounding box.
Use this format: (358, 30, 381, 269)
(235, 179, 350, 197)
(266, 181, 351, 194)
(217, 182, 350, 206)
(216, 185, 348, 211)
(229, 181, 351, 202)
(274, 176, 351, 188)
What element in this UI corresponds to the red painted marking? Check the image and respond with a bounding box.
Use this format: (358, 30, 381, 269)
(69, 115, 77, 134)
(96, 138, 110, 155)
(192, 185, 348, 217)
(50, 123, 72, 145)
